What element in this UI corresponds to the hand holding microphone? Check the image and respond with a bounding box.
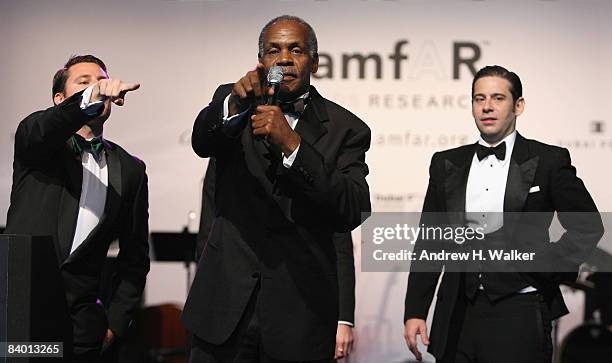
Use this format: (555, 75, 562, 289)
(248, 65, 300, 156)
(228, 64, 285, 114)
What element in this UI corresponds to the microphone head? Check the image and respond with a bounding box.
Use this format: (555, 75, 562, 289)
(267, 66, 284, 85)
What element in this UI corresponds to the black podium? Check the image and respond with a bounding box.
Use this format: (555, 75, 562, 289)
(0, 235, 71, 362)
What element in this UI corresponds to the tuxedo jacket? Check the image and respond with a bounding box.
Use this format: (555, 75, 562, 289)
(182, 84, 370, 360)
(4, 91, 150, 345)
(404, 133, 604, 359)
(196, 157, 356, 325)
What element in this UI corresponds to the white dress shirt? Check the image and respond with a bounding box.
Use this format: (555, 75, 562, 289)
(465, 131, 516, 233)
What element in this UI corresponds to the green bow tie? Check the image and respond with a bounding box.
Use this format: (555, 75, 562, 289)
(70, 135, 104, 161)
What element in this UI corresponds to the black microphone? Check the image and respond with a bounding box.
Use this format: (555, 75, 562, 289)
(266, 66, 284, 105)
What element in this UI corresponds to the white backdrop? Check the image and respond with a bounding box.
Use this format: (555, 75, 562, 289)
(2, 1, 611, 362)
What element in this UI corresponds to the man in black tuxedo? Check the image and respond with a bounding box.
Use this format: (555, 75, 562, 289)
(403, 65, 604, 363)
(196, 158, 356, 360)
(5, 55, 149, 362)
(183, 15, 371, 362)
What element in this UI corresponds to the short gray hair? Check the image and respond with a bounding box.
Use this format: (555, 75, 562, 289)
(258, 15, 318, 57)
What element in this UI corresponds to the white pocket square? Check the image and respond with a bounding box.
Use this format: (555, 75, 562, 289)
(529, 186, 540, 193)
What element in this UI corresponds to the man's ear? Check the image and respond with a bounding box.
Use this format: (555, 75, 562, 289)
(311, 53, 319, 74)
(53, 92, 65, 106)
(514, 97, 525, 117)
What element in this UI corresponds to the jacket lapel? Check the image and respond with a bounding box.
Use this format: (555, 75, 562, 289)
(99, 142, 123, 231)
(294, 87, 328, 146)
(503, 133, 538, 212)
(503, 133, 539, 240)
(57, 149, 83, 262)
(242, 119, 278, 195)
(444, 144, 476, 225)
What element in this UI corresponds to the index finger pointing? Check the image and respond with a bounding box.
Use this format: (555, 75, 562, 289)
(120, 82, 141, 92)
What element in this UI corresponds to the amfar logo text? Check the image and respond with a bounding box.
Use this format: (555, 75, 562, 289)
(313, 40, 482, 80)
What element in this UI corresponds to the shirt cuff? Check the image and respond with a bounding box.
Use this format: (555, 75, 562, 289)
(282, 144, 300, 168)
(338, 321, 354, 327)
(223, 94, 246, 124)
(80, 84, 105, 116)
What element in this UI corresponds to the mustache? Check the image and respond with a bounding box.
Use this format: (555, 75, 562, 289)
(275, 66, 297, 77)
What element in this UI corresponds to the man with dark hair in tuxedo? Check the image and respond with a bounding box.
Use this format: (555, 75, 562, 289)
(183, 15, 371, 363)
(5, 54, 149, 362)
(403, 65, 604, 363)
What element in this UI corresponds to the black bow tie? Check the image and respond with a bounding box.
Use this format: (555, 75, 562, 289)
(476, 141, 506, 161)
(70, 134, 104, 161)
(279, 97, 307, 115)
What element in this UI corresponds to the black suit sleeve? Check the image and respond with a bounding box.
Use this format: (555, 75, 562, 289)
(14, 90, 100, 164)
(545, 147, 604, 278)
(278, 125, 371, 232)
(191, 85, 243, 158)
(107, 163, 150, 338)
(404, 152, 445, 321)
(334, 232, 355, 324)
